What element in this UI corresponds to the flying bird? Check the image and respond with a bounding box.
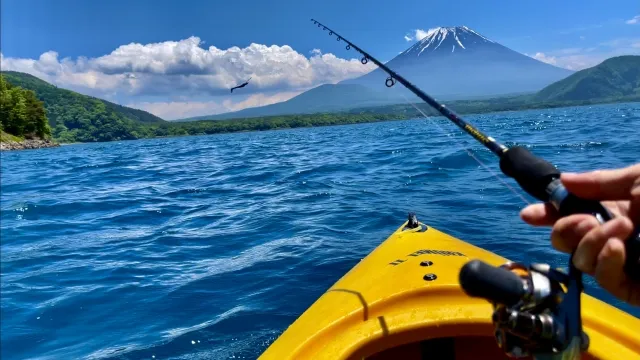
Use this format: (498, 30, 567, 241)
(230, 77, 252, 93)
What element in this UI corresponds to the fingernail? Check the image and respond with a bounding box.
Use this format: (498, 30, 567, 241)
(561, 172, 579, 179)
(520, 207, 532, 217)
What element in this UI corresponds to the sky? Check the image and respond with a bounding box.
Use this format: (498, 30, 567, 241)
(1, 0, 639, 120)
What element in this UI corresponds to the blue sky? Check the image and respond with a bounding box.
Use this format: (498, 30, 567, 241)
(2, 0, 639, 119)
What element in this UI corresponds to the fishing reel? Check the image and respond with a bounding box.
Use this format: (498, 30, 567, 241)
(460, 260, 589, 359)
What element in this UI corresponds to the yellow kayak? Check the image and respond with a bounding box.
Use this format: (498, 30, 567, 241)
(259, 221, 640, 359)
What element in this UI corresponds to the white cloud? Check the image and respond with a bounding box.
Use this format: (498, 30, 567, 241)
(527, 38, 640, 71)
(403, 29, 431, 42)
(128, 91, 302, 120)
(1, 37, 376, 99)
(415, 29, 430, 41)
(1, 37, 377, 118)
(625, 15, 640, 25)
(553, 55, 602, 71)
(528, 52, 602, 71)
(405, 28, 447, 42)
(530, 52, 558, 65)
(129, 101, 225, 120)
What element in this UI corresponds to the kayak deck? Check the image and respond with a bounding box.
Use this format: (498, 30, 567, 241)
(259, 222, 640, 359)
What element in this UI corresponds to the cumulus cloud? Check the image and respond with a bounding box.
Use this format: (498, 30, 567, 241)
(404, 35, 413, 42)
(1, 37, 375, 98)
(1, 37, 376, 118)
(128, 91, 301, 120)
(626, 15, 640, 25)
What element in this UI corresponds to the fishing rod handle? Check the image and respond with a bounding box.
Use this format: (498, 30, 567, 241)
(549, 181, 640, 281)
(500, 146, 640, 282)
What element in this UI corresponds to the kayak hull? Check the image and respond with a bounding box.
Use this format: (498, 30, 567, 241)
(259, 222, 640, 359)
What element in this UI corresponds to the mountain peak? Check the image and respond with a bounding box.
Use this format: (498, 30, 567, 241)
(403, 26, 496, 56)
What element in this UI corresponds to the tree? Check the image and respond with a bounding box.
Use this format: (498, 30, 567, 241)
(0, 75, 51, 138)
(7, 88, 27, 136)
(0, 77, 14, 131)
(23, 89, 51, 138)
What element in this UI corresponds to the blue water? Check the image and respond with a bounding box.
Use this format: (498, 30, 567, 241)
(2, 103, 639, 359)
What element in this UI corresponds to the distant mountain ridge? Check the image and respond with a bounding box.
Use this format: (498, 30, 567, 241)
(181, 83, 398, 121)
(185, 25, 573, 121)
(535, 55, 640, 102)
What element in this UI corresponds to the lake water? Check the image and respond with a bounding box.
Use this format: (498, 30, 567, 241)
(2, 102, 639, 359)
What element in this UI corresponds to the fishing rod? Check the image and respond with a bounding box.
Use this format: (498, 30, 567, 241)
(311, 19, 506, 157)
(310, 18, 640, 280)
(311, 19, 640, 359)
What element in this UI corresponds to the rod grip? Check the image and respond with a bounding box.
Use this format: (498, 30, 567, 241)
(459, 260, 526, 306)
(500, 146, 640, 282)
(499, 146, 560, 202)
(558, 193, 640, 281)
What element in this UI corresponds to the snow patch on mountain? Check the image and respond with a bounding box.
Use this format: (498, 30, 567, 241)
(403, 26, 495, 56)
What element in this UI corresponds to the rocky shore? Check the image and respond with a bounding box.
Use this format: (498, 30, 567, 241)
(0, 138, 60, 151)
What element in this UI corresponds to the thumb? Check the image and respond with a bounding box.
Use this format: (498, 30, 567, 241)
(561, 164, 640, 201)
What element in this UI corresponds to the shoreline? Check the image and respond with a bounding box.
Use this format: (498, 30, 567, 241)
(146, 99, 640, 139)
(60, 100, 640, 146)
(0, 138, 60, 151)
(5, 100, 640, 149)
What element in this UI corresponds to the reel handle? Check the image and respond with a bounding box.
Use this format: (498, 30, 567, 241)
(459, 260, 527, 306)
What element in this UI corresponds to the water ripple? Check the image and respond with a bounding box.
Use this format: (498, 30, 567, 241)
(1, 103, 639, 359)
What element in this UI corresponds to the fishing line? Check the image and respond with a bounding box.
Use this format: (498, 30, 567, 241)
(309, 20, 640, 285)
(310, 18, 529, 204)
(398, 92, 531, 205)
(308, 19, 640, 354)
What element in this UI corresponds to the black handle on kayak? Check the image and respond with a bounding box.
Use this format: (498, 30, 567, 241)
(459, 260, 527, 306)
(499, 146, 640, 282)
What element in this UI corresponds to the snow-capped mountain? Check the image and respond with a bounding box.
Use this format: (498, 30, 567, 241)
(196, 26, 574, 120)
(402, 26, 495, 56)
(346, 26, 573, 99)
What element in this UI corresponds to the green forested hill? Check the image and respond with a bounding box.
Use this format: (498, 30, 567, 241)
(1, 71, 165, 142)
(535, 56, 640, 102)
(0, 76, 51, 140)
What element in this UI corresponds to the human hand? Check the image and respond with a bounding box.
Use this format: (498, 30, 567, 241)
(520, 164, 640, 305)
